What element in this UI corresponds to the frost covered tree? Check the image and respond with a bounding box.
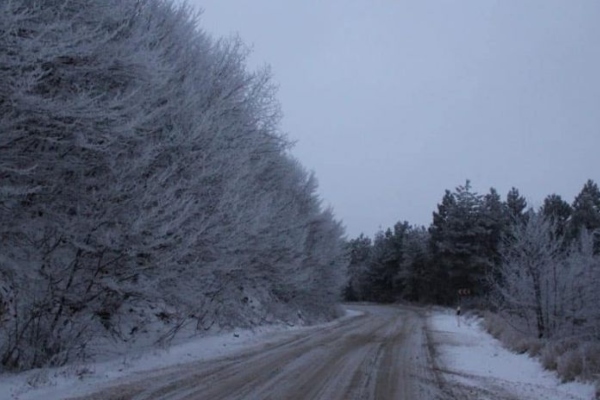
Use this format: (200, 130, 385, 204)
(0, 0, 346, 371)
(491, 212, 600, 339)
(491, 213, 563, 338)
(0, 0, 171, 369)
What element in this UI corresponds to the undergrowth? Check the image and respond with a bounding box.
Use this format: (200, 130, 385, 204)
(482, 311, 600, 393)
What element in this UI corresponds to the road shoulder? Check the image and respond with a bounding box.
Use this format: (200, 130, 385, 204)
(427, 309, 595, 400)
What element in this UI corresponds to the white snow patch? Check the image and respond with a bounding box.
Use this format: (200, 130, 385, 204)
(429, 310, 596, 400)
(0, 308, 363, 400)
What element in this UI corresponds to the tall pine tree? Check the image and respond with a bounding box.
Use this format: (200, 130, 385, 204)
(429, 181, 491, 303)
(569, 180, 600, 251)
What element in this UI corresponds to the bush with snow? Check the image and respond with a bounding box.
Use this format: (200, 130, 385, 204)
(485, 212, 600, 384)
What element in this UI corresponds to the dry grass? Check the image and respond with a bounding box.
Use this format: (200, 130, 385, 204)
(483, 312, 600, 384)
(540, 339, 578, 371)
(482, 312, 542, 357)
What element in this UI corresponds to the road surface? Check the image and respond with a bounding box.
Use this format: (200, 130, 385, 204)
(73, 304, 454, 400)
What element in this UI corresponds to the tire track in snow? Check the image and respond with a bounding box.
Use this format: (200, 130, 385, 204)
(72, 305, 445, 400)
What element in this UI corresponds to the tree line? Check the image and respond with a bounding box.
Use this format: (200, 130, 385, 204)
(345, 180, 600, 342)
(0, 0, 346, 371)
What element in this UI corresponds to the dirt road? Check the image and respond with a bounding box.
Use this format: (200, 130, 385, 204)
(74, 304, 448, 400)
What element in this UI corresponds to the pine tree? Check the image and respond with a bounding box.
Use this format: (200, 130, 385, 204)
(570, 180, 600, 232)
(429, 181, 490, 303)
(480, 187, 508, 276)
(428, 190, 455, 303)
(344, 235, 373, 301)
(506, 187, 528, 223)
(541, 194, 572, 238)
(569, 180, 600, 251)
(398, 226, 432, 303)
(366, 229, 399, 303)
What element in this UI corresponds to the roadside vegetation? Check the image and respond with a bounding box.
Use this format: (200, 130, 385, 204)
(345, 179, 600, 384)
(0, 0, 346, 372)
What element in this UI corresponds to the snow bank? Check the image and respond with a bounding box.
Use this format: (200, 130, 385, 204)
(429, 310, 596, 400)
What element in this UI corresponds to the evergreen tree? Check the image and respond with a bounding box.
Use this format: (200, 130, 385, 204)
(428, 190, 455, 303)
(398, 226, 432, 303)
(541, 194, 572, 238)
(570, 180, 600, 232)
(569, 180, 600, 250)
(429, 190, 456, 245)
(429, 181, 490, 303)
(344, 235, 373, 301)
(506, 187, 528, 223)
(351, 221, 411, 303)
(365, 229, 399, 303)
(481, 187, 507, 269)
(389, 221, 410, 296)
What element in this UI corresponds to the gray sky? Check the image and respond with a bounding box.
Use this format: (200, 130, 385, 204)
(190, 0, 600, 238)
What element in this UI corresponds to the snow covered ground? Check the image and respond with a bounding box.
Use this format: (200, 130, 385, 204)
(0, 310, 363, 400)
(428, 310, 596, 400)
(0, 306, 596, 400)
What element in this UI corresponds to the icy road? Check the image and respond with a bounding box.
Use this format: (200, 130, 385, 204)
(59, 304, 592, 400)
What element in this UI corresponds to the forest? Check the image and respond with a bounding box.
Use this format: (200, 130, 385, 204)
(0, 0, 346, 371)
(345, 179, 600, 380)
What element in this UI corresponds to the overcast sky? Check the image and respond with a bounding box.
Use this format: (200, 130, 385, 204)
(190, 0, 600, 238)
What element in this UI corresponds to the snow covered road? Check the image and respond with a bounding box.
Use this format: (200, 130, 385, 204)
(69, 304, 441, 400)
(3, 304, 594, 400)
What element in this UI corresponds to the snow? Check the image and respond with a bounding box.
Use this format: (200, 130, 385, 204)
(0, 309, 363, 400)
(1, 308, 596, 400)
(429, 310, 596, 400)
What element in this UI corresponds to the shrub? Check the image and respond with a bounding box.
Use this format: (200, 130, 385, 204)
(484, 312, 600, 383)
(557, 348, 584, 382)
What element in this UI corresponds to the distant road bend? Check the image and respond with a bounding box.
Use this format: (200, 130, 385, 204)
(76, 305, 451, 400)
